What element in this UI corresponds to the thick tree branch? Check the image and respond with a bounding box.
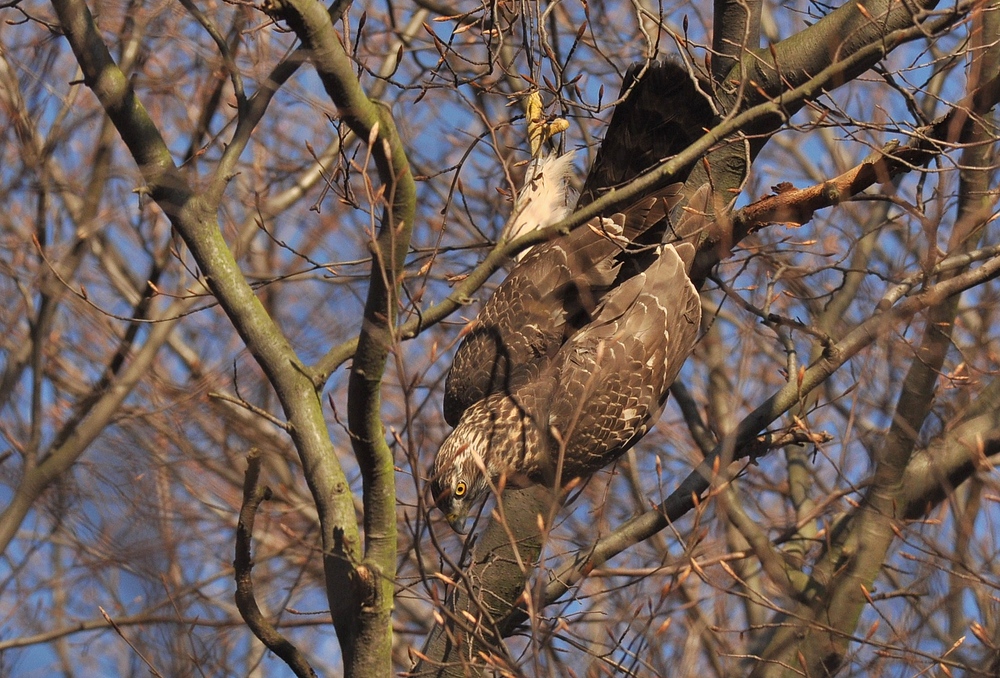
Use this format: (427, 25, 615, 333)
(414, 486, 555, 677)
(733, 72, 1000, 232)
(712, 0, 761, 82)
(264, 1, 417, 674)
(752, 6, 1000, 671)
(416, 3, 990, 670)
(686, 0, 968, 236)
(49, 0, 360, 671)
(529, 247, 1000, 620)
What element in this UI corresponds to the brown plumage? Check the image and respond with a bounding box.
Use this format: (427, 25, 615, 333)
(443, 205, 638, 426)
(443, 61, 713, 427)
(433, 61, 714, 532)
(432, 242, 701, 533)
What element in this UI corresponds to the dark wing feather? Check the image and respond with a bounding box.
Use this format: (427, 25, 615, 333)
(443, 218, 626, 425)
(577, 61, 715, 216)
(443, 61, 712, 425)
(541, 243, 701, 480)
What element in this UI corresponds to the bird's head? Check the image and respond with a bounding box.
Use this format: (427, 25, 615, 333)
(430, 427, 492, 534)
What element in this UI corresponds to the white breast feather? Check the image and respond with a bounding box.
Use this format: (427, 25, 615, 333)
(502, 152, 576, 261)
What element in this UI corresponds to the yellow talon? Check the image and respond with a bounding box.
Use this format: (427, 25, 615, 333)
(526, 91, 569, 157)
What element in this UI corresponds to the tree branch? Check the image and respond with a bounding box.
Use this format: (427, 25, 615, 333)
(527, 248, 1000, 622)
(263, 1, 417, 674)
(235, 450, 318, 678)
(752, 6, 1000, 670)
(50, 0, 360, 671)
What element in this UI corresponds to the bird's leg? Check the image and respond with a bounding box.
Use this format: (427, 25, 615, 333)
(525, 91, 569, 158)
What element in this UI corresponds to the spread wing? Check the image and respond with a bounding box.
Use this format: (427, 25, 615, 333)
(542, 243, 701, 479)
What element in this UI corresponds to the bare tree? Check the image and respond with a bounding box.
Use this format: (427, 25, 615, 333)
(0, 0, 998, 675)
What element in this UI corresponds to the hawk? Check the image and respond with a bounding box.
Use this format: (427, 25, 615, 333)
(433, 61, 713, 533)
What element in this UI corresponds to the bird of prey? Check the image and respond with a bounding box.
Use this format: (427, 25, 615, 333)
(434, 239, 700, 532)
(433, 61, 713, 533)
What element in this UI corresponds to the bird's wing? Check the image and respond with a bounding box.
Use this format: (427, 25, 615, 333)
(577, 61, 715, 220)
(541, 243, 701, 480)
(443, 61, 713, 426)
(443, 217, 626, 425)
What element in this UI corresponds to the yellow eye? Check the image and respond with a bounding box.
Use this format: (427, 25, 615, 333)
(454, 481, 468, 498)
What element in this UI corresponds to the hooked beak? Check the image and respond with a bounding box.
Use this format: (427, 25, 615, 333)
(446, 511, 470, 535)
(433, 483, 471, 534)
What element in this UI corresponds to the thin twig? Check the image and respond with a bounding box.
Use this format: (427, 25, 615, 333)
(98, 607, 166, 678)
